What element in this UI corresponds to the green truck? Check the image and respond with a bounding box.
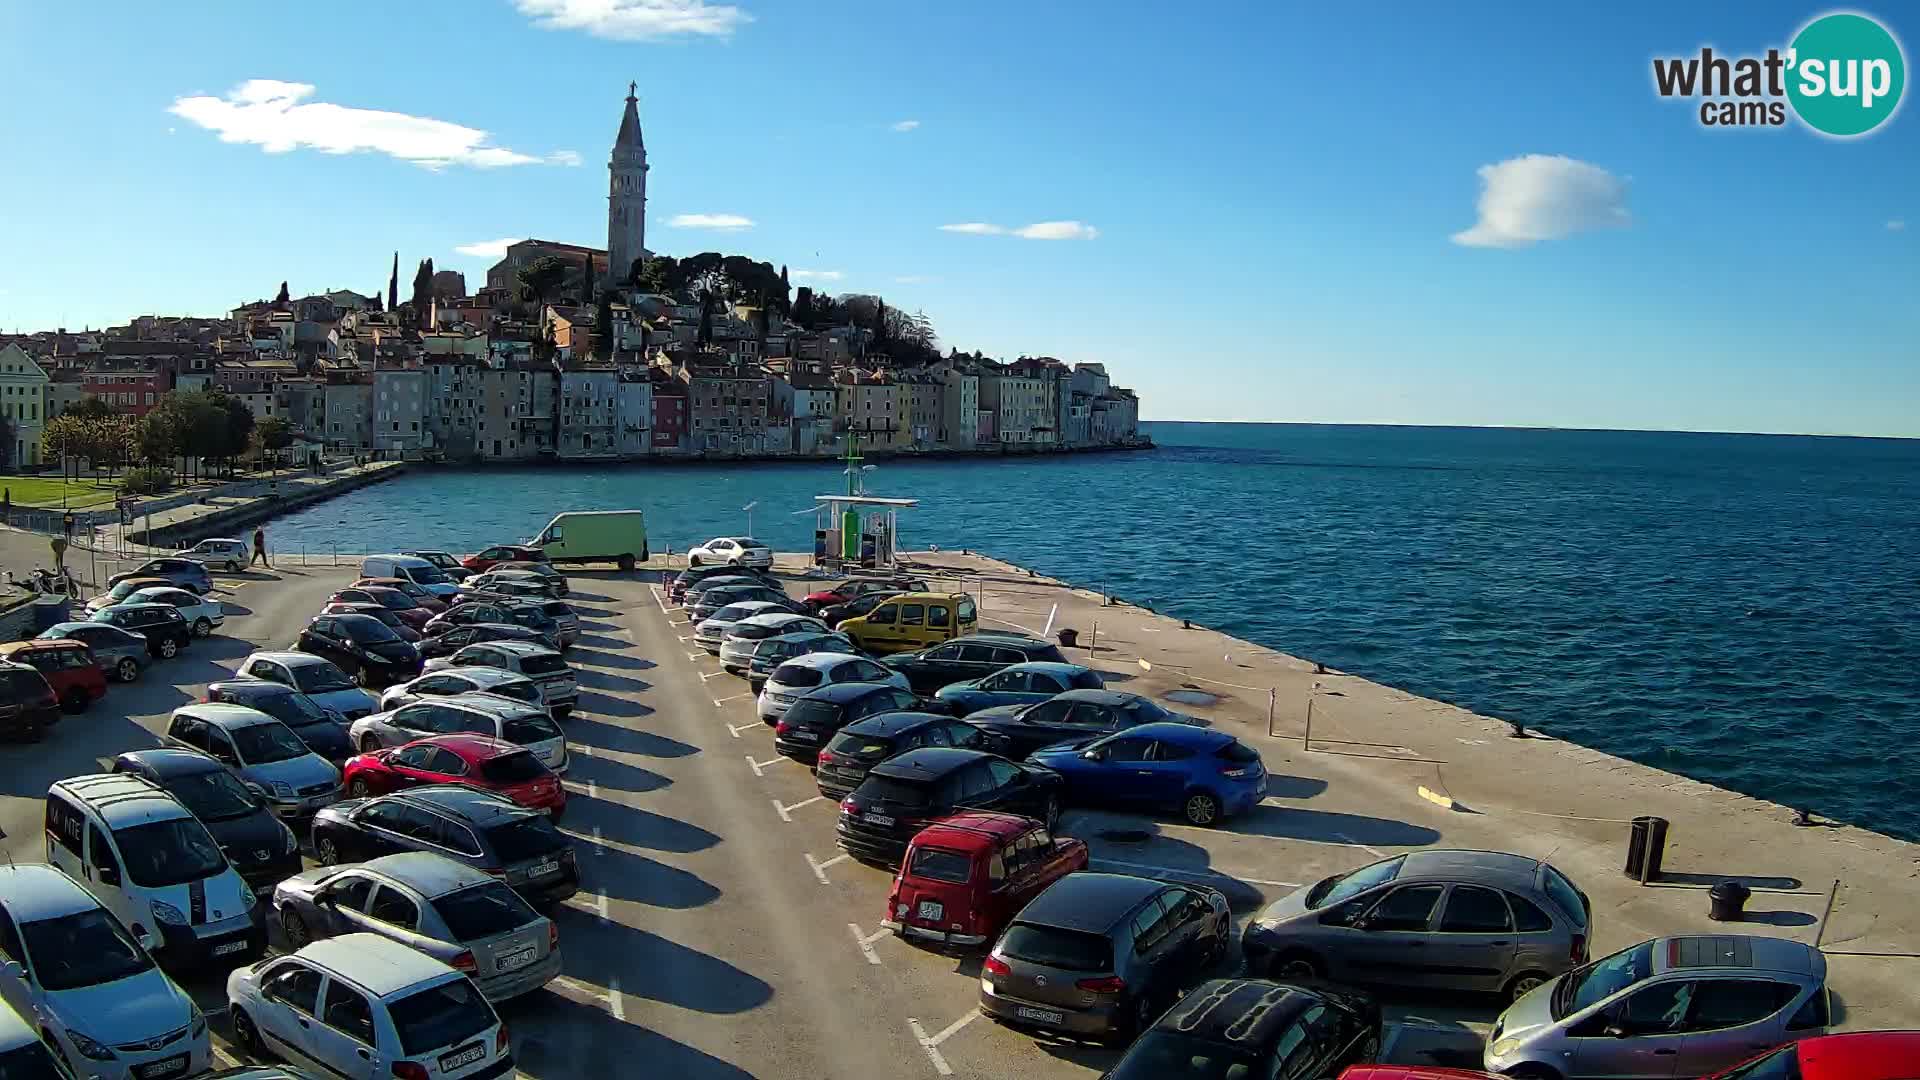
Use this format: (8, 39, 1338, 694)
(531, 510, 649, 570)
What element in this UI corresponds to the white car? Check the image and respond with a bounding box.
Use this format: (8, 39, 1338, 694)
(125, 586, 225, 638)
(718, 612, 829, 674)
(0, 865, 211, 1080)
(687, 536, 773, 569)
(379, 667, 549, 715)
(240, 651, 382, 720)
(227, 933, 510, 1080)
(349, 694, 569, 775)
(179, 538, 250, 573)
(693, 601, 789, 653)
(757, 651, 911, 723)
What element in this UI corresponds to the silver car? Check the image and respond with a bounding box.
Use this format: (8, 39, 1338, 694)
(179, 538, 250, 573)
(423, 641, 577, 716)
(380, 667, 549, 715)
(164, 704, 343, 818)
(694, 600, 790, 653)
(36, 621, 150, 682)
(1486, 935, 1830, 1080)
(271, 852, 561, 1002)
(126, 586, 226, 638)
(349, 694, 569, 775)
(1240, 850, 1591, 1002)
(718, 612, 830, 674)
(240, 651, 382, 720)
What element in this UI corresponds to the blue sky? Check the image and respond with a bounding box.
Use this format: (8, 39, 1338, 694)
(0, 1, 1914, 435)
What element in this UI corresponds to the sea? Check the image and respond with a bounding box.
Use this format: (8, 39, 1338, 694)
(264, 423, 1920, 841)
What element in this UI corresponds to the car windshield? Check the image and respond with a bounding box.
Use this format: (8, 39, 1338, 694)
(1120, 698, 1171, 724)
(373, 591, 416, 610)
(856, 775, 933, 809)
(783, 699, 843, 728)
(1069, 670, 1106, 690)
(907, 846, 973, 884)
(823, 730, 896, 762)
(232, 721, 312, 764)
(387, 978, 497, 1057)
(1555, 941, 1655, 1019)
(19, 908, 155, 991)
(710, 604, 757, 622)
(756, 640, 801, 660)
(999, 923, 1113, 971)
(410, 566, 451, 584)
(165, 768, 262, 822)
(113, 818, 228, 887)
(772, 664, 824, 688)
(1106, 1032, 1261, 1080)
(485, 680, 543, 707)
(292, 663, 355, 693)
(732, 622, 786, 641)
(1309, 854, 1406, 907)
(341, 618, 399, 644)
(0, 670, 48, 699)
(243, 689, 331, 727)
(433, 882, 540, 942)
(501, 713, 562, 744)
(481, 751, 550, 784)
(515, 654, 566, 676)
(0, 1039, 63, 1080)
(1714, 1046, 1801, 1080)
(540, 601, 571, 618)
(484, 816, 567, 863)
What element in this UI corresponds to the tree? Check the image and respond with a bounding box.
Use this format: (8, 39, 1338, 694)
(697, 290, 715, 346)
(275, 281, 290, 305)
(594, 294, 614, 360)
(636, 254, 680, 296)
(792, 287, 815, 328)
(67, 395, 113, 420)
(388, 252, 400, 312)
(411, 258, 435, 325)
(40, 415, 84, 476)
(137, 407, 181, 468)
(0, 413, 14, 469)
(875, 299, 889, 345)
(517, 256, 570, 306)
(251, 415, 293, 467)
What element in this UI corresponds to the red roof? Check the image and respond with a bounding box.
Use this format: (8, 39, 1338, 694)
(915, 811, 1039, 850)
(413, 733, 518, 761)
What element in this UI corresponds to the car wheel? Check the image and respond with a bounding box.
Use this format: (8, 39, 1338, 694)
(688, 555, 702, 567)
(1505, 971, 1551, 1003)
(281, 908, 311, 948)
(1108, 994, 1158, 1046)
(230, 1007, 264, 1058)
(226, 560, 242, 573)
(1182, 791, 1222, 827)
(59, 688, 87, 714)
(359, 735, 381, 753)
(157, 636, 179, 659)
(554, 705, 573, 719)
(193, 617, 213, 638)
(347, 778, 372, 798)
(1505, 1067, 1561, 1080)
(116, 657, 140, 682)
(617, 554, 635, 572)
(1271, 950, 1324, 981)
(314, 835, 341, 866)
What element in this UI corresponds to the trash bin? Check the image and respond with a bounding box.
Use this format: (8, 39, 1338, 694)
(1624, 815, 1670, 881)
(1057, 628, 1079, 649)
(1709, 881, 1752, 921)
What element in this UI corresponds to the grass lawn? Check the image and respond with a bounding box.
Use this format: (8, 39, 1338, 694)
(0, 475, 124, 509)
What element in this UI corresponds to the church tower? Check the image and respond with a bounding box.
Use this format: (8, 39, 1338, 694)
(607, 82, 648, 287)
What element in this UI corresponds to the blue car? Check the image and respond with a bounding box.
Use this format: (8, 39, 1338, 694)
(934, 661, 1104, 716)
(107, 555, 213, 595)
(1029, 722, 1268, 827)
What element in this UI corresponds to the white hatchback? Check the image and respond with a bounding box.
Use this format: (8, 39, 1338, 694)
(687, 536, 773, 569)
(228, 933, 512, 1080)
(756, 652, 910, 723)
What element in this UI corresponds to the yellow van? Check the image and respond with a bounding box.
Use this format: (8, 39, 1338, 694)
(837, 592, 979, 654)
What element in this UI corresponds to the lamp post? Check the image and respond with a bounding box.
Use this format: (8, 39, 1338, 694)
(742, 500, 758, 537)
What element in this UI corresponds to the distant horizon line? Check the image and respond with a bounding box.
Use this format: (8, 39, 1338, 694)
(1140, 419, 1920, 443)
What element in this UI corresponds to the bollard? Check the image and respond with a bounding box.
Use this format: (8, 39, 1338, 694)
(1708, 881, 1751, 922)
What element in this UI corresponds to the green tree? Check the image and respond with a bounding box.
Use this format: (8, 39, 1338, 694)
(697, 290, 715, 346)
(67, 395, 113, 420)
(411, 258, 435, 325)
(137, 407, 182, 468)
(251, 415, 293, 467)
(517, 256, 570, 305)
(40, 414, 85, 476)
(275, 280, 290, 305)
(792, 287, 815, 328)
(594, 295, 614, 359)
(635, 254, 678, 296)
(0, 414, 14, 469)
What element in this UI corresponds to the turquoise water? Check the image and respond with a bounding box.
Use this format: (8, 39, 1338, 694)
(266, 423, 1920, 840)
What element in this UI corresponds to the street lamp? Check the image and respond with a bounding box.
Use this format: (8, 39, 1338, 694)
(742, 500, 758, 537)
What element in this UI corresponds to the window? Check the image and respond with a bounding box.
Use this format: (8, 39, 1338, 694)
(87, 824, 119, 878)
(899, 604, 925, 627)
(1439, 885, 1514, 933)
(1151, 740, 1194, 761)
(329, 875, 377, 911)
(430, 817, 484, 857)
(1506, 892, 1555, 932)
(1685, 980, 1799, 1031)
(0, 909, 21, 965)
(45, 796, 84, 854)
(1130, 902, 1170, 952)
(367, 886, 421, 929)
(320, 981, 376, 1045)
(1541, 866, 1587, 926)
(1364, 884, 1443, 932)
(264, 964, 324, 1015)
(1787, 986, 1829, 1030)
(1619, 980, 1695, 1034)
(867, 604, 896, 625)
(427, 748, 470, 776)
(985, 759, 1023, 789)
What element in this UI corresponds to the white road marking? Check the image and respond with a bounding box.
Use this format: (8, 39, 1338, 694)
(649, 586, 671, 615)
(747, 754, 788, 777)
(712, 692, 751, 705)
(677, 635, 691, 643)
(727, 721, 763, 739)
(565, 780, 598, 798)
(686, 652, 704, 662)
(907, 1020, 954, 1077)
(848, 922, 885, 965)
(607, 976, 625, 1021)
(806, 852, 849, 883)
(699, 670, 725, 681)
(211, 1049, 245, 1070)
(926, 1010, 980, 1047)
(1091, 856, 1299, 890)
(595, 892, 608, 920)
(773, 794, 824, 821)
(1333, 831, 1385, 857)
(591, 826, 605, 853)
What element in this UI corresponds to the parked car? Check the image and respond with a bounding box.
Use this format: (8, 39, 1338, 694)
(311, 785, 578, 905)
(1485, 935, 1831, 1080)
(321, 601, 423, 643)
(464, 572, 562, 601)
(759, 652, 911, 723)
(774, 682, 924, 764)
(34, 621, 149, 683)
(349, 578, 449, 614)
(837, 747, 1064, 865)
(883, 812, 1087, 948)
(819, 589, 907, 629)
(838, 592, 981, 655)
(422, 641, 577, 717)
(426, 602, 563, 649)
(124, 586, 225, 638)
(526, 509, 648, 569)
(881, 632, 1071, 694)
(418, 622, 551, 659)
(0, 640, 106, 714)
(529, 599, 580, 648)
(1106, 979, 1383, 1080)
(693, 600, 793, 652)
(966, 689, 1201, 759)
(88, 602, 192, 660)
(327, 587, 433, 630)
(349, 695, 568, 774)
(691, 589, 799, 627)
(1243, 850, 1592, 1002)
(1030, 723, 1268, 826)
(686, 535, 772, 569)
(746, 631, 860, 691)
(341, 734, 566, 817)
(379, 668, 549, 715)
(0, 865, 212, 1080)
(360, 555, 463, 598)
(225, 933, 510, 1080)
(816, 711, 987, 801)
(204, 680, 354, 762)
(1704, 1031, 1920, 1080)
(460, 544, 548, 573)
(108, 749, 303, 889)
(84, 576, 171, 614)
(0, 663, 59, 741)
(1340, 1071, 1499, 1080)
(719, 612, 830, 674)
(270, 852, 562, 1001)
(936, 661, 1104, 715)
(106, 557, 211, 595)
(668, 565, 777, 604)
(688, 579, 798, 618)
(164, 705, 342, 819)
(295, 613, 424, 689)
(803, 575, 926, 613)
(399, 549, 473, 583)
(179, 537, 251, 573)
(978, 872, 1230, 1042)
(239, 651, 381, 720)
(0, 998, 74, 1080)
(488, 561, 569, 595)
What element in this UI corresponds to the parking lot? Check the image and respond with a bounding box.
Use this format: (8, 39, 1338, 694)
(2, 556, 1915, 1080)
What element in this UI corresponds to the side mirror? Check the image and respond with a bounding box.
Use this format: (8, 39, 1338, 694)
(1082, 748, 1105, 761)
(95, 864, 122, 887)
(1604, 1024, 1630, 1039)
(2, 959, 26, 982)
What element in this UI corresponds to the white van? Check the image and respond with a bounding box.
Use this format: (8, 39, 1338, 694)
(359, 555, 462, 599)
(44, 774, 265, 964)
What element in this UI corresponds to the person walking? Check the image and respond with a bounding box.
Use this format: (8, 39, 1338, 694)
(251, 525, 270, 568)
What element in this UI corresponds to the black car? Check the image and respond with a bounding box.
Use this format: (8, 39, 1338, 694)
(417, 621, 550, 659)
(815, 711, 986, 801)
(0, 663, 59, 740)
(668, 565, 778, 603)
(820, 590, 904, 629)
(92, 601, 194, 659)
(205, 679, 354, 762)
(837, 747, 1063, 865)
(110, 748, 303, 888)
(1101, 979, 1382, 1079)
(881, 633, 1071, 694)
(295, 613, 423, 689)
(425, 603, 562, 648)
(966, 688, 1198, 758)
(691, 583, 803, 622)
(773, 682, 924, 764)
(311, 784, 579, 905)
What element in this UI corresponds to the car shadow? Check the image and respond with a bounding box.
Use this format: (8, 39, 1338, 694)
(565, 603, 620, 617)
(543, 917, 771, 1017)
(571, 836, 721, 909)
(572, 689, 655, 721)
(569, 648, 655, 672)
(565, 754, 673, 795)
(563, 794, 720, 854)
(558, 590, 616, 604)
(1222, 805, 1440, 847)
(575, 620, 623, 633)
(220, 601, 255, 617)
(1262, 775, 1330, 801)
(1646, 871, 1804, 891)
(564, 715, 693, 758)
(0, 714, 164, 797)
(575, 669, 652, 693)
(572, 633, 631, 651)
(506, 985, 757, 1076)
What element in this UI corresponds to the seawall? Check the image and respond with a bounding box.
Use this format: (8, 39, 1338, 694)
(126, 461, 407, 548)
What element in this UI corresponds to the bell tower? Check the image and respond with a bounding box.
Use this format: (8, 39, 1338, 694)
(607, 82, 648, 287)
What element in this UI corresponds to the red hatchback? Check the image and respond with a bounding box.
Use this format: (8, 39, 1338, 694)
(884, 812, 1088, 948)
(463, 545, 549, 573)
(0, 639, 108, 714)
(1337, 1069, 1499, 1080)
(1705, 1031, 1920, 1079)
(329, 586, 434, 630)
(341, 733, 568, 818)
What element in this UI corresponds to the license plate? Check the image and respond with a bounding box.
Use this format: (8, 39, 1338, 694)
(787, 730, 816, 742)
(1016, 1006, 1064, 1026)
(212, 940, 248, 956)
(530, 860, 560, 877)
(866, 813, 895, 827)
(140, 1057, 187, 1079)
(496, 946, 538, 972)
(916, 900, 943, 920)
(439, 1044, 487, 1072)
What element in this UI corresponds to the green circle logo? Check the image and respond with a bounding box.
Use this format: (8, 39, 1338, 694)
(1787, 12, 1906, 136)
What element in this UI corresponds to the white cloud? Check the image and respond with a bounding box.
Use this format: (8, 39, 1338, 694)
(938, 220, 1100, 240)
(890, 119, 920, 132)
(514, 0, 751, 40)
(169, 80, 555, 170)
(1888, 219, 1907, 231)
(1451, 154, 1630, 249)
(667, 213, 755, 231)
(454, 238, 523, 258)
(547, 150, 583, 166)
(791, 269, 844, 282)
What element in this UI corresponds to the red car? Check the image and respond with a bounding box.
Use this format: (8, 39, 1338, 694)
(1705, 1031, 1920, 1079)
(0, 639, 108, 714)
(1337, 1069, 1498, 1080)
(802, 577, 923, 614)
(321, 602, 424, 642)
(341, 733, 567, 818)
(883, 812, 1087, 948)
(352, 577, 449, 613)
(462, 544, 549, 573)
(328, 586, 434, 630)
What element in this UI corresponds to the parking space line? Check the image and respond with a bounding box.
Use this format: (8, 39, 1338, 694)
(1332, 831, 1385, 857)
(607, 976, 625, 1022)
(1090, 856, 1298, 890)
(712, 692, 751, 705)
(727, 721, 764, 739)
(699, 670, 725, 680)
(907, 1009, 980, 1076)
(848, 922, 886, 965)
(648, 586, 671, 615)
(773, 794, 824, 822)
(565, 779, 597, 798)
(747, 754, 790, 777)
(806, 852, 849, 883)
(686, 652, 705, 661)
